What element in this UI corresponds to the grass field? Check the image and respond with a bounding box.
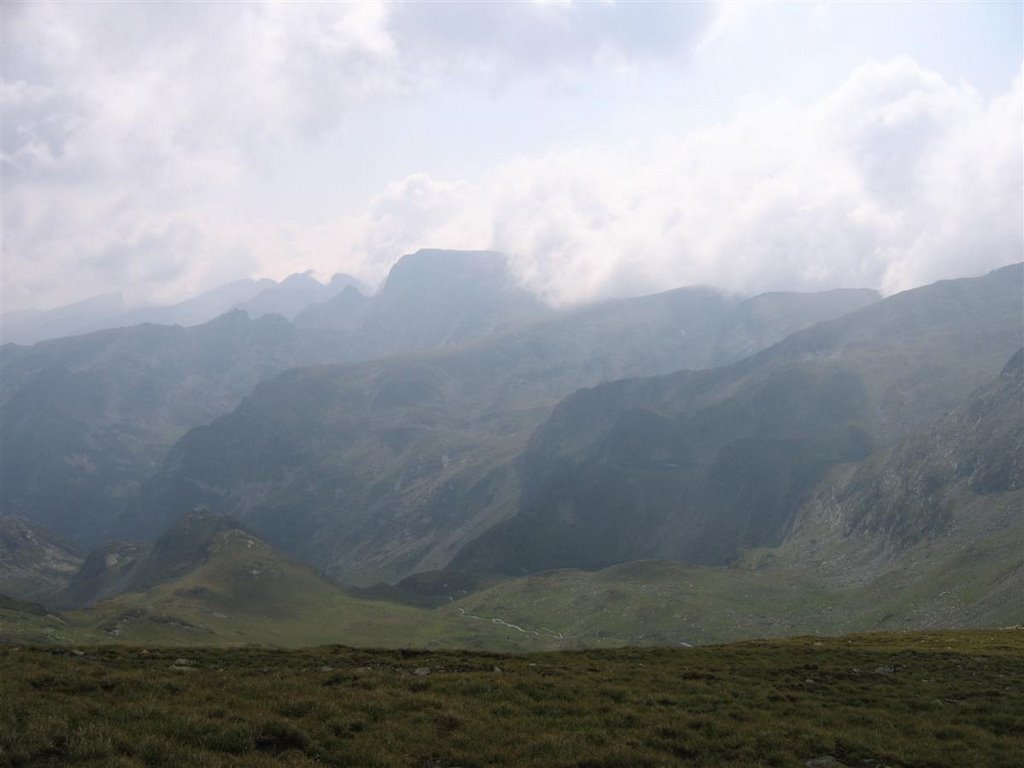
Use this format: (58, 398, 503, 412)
(2, 629, 1021, 767)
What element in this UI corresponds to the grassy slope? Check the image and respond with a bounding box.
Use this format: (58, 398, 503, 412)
(0, 527, 554, 652)
(447, 508, 1022, 650)
(2, 503, 1018, 653)
(1, 630, 1021, 767)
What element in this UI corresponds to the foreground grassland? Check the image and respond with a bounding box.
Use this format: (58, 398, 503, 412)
(1, 630, 1021, 767)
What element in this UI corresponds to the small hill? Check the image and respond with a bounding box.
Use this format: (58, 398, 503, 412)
(0, 516, 82, 603)
(42, 510, 548, 650)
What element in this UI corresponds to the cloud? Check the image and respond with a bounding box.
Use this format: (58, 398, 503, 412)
(1, 0, 714, 311)
(338, 57, 1022, 304)
(1, 3, 1019, 313)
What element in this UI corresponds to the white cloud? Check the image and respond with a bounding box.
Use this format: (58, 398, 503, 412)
(335, 58, 1022, 305)
(1, 2, 1019, 313)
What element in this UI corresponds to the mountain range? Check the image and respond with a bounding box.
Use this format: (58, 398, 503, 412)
(0, 251, 1020, 649)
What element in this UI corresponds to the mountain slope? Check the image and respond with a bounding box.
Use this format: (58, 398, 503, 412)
(770, 346, 1024, 629)
(26, 511, 552, 650)
(0, 311, 340, 545)
(449, 351, 1023, 642)
(137, 283, 879, 585)
(454, 264, 1023, 576)
(0, 516, 82, 603)
(0, 293, 127, 346)
(0, 250, 551, 548)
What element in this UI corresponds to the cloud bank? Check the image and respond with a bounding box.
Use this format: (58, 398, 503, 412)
(2, 1, 1020, 312)
(343, 57, 1023, 304)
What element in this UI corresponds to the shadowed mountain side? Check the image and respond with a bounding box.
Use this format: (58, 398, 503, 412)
(772, 348, 1024, 614)
(453, 264, 1023, 577)
(130, 285, 879, 586)
(0, 312, 342, 545)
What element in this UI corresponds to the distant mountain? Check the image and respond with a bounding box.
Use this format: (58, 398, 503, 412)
(0, 273, 371, 346)
(294, 250, 552, 357)
(135, 281, 879, 585)
(233, 272, 339, 320)
(1, 293, 127, 346)
(0, 311, 342, 546)
(0, 516, 83, 603)
(453, 264, 1023, 577)
(92, 278, 276, 330)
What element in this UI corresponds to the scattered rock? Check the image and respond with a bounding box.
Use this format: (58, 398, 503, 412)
(173, 657, 198, 667)
(413, 667, 431, 676)
(70, 649, 85, 657)
(873, 665, 894, 675)
(319, 666, 334, 672)
(169, 664, 199, 673)
(492, 666, 502, 674)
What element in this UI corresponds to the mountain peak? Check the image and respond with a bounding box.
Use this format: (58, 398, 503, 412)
(380, 249, 512, 296)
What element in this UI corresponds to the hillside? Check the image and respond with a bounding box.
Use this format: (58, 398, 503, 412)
(440, 346, 1024, 645)
(0, 516, 82, 603)
(0, 511, 553, 652)
(453, 264, 1023, 577)
(0, 311, 337, 545)
(134, 284, 877, 585)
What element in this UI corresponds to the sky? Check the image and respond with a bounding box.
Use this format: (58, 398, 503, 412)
(2, 0, 1022, 313)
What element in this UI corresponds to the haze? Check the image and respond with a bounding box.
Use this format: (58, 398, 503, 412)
(2, 0, 1021, 313)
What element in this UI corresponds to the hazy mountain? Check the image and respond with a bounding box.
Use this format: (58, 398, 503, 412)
(0, 250, 559, 550)
(135, 282, 878, 585)
(294, 250, 552, 358)
(1, 292, 127, 346)
(90, 278, 276, 330)
(232, 272, 337, 320)
(0, 311, 340, 546)
(453, 263, 1023, 577)
(0, 273, 374, 347)
(0, 516, 83, 603)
